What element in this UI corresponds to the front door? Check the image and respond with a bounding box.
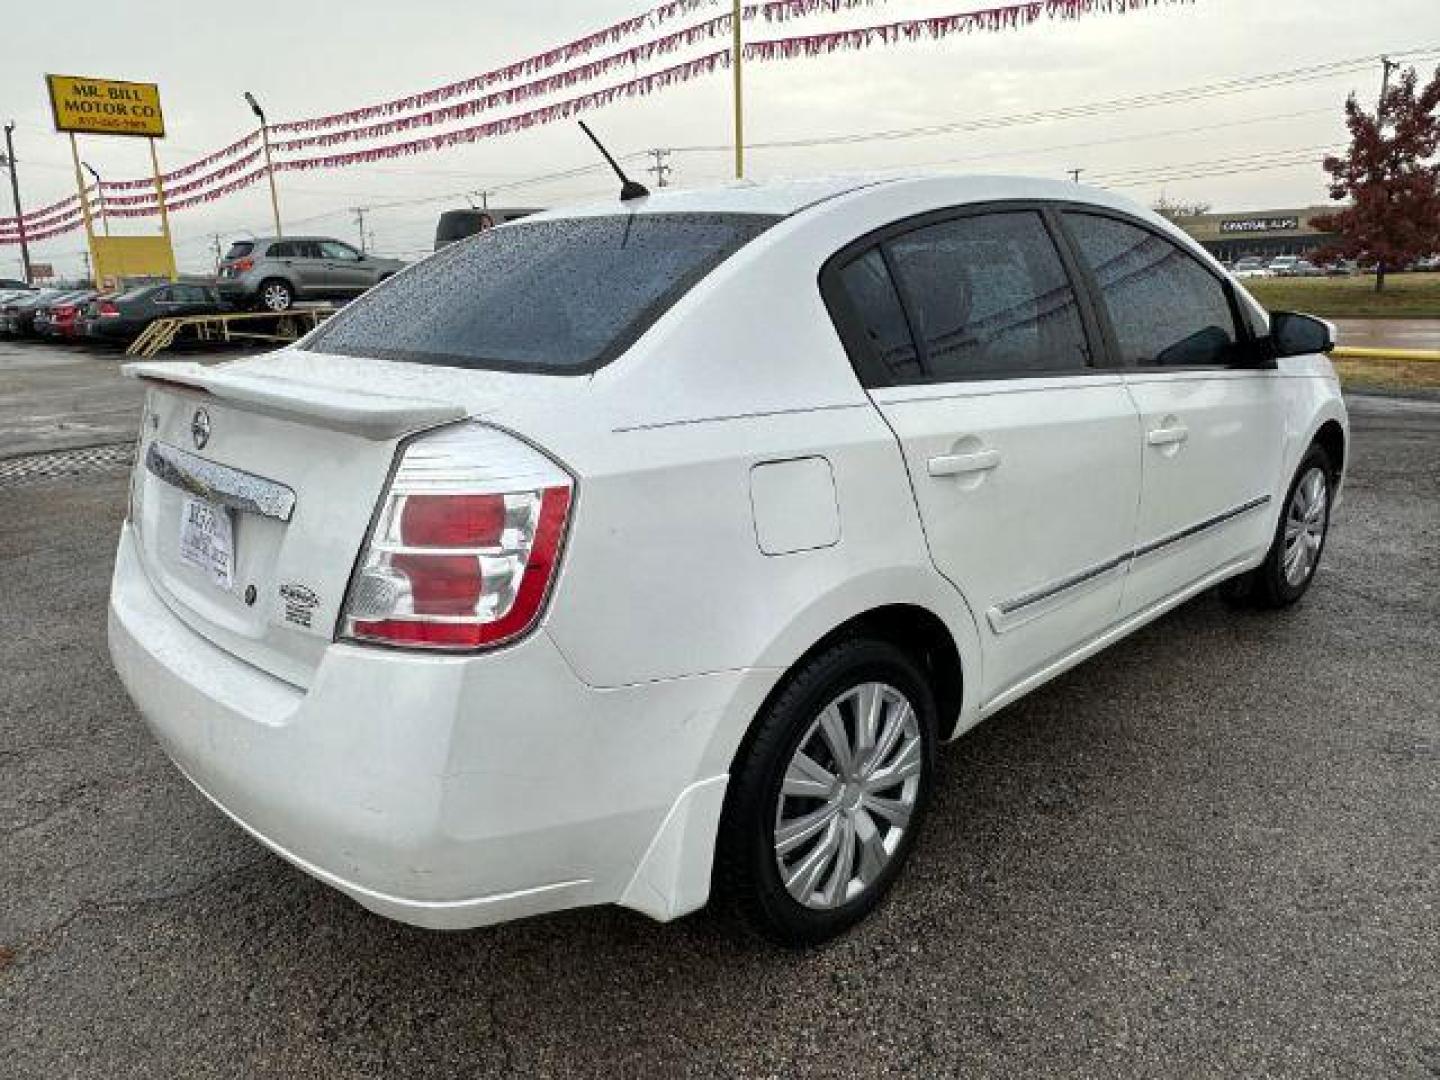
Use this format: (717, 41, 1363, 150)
(318, 240, 374, 295)
(1059, 211, 1286, 616)
(826, 207, 1143, 705)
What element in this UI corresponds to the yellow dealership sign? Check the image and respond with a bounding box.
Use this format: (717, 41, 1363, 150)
(46, 74, 165, 138)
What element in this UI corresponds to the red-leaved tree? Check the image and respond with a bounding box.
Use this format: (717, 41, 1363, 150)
(1313, 65, 1440, 292)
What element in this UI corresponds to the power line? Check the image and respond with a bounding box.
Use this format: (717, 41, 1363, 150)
(668, 46, 1440, 155)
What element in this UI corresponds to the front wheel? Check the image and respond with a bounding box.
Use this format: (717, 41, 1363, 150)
(1223, 444, 1334, 608)
(716, 637, 937, 945)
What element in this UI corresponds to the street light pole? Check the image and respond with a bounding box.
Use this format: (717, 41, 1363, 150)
(2, 122, 33, 284)
(82, 161, 110, 236)
(245, 92, 283, 237)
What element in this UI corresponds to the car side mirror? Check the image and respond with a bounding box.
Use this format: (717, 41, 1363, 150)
(1268, 311, 1335, 358)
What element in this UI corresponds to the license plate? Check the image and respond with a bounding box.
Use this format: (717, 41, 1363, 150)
(178, 496, 235, 590)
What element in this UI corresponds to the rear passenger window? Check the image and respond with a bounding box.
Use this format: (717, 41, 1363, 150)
(1065, 213, 1241, 368)
(835, 249, 921, 381)
(886, 211, 1091, 380)
(268, 242, 295, 258)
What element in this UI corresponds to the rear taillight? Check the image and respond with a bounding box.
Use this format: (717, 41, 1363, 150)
(341, 423, 574, 651)
(230, 257, 254, 273)
(99, 300, 120, 317)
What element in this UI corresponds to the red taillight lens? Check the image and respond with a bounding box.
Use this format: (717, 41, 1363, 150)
(99, 300, 120, 317)
(390, 554, 483, 615)
(232, 257, 254, 273)
(400, 493, 506, 548)
(342, 425, 573, 652)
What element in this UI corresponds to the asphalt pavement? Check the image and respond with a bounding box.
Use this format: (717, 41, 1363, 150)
(0, 350, 1437, 1077)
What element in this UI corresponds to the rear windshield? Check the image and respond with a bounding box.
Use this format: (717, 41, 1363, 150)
(224, 241, 254, 259)
(309, 212, 779, 373)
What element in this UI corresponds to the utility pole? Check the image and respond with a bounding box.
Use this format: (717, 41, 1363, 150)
(2, 122, 32, 284)
(1068, 168, 1084, 184)
(647, 148, 672, 188)
(81, 250, 90, 281)
(244, 92, 283, 237)
(210, 234, 223, 273)
(1378, 55, 1400, 124)
(351, 206, 369, 252)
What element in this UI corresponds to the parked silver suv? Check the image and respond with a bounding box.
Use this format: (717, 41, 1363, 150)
(217, 236, 405, 311)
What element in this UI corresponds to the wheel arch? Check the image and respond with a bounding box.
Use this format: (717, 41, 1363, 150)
(732, 591, 981, 775)
(1312, 417, 1346, 485)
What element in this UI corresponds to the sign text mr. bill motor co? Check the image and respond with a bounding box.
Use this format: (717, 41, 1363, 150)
(46, 74, 166, 138)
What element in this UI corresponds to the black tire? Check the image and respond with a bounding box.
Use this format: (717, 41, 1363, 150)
(715, 637, 938, 946)
(255, 279, 294, 312)
(1222, 443, 1334, 608)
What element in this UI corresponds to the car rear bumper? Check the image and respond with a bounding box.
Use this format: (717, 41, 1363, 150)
(108, 523, 767, 929)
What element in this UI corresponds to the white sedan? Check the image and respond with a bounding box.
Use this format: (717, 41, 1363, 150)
(109, 175, 1347, 945)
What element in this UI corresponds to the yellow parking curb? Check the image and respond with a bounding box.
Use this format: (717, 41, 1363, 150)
(1333, 346, 1440, 363)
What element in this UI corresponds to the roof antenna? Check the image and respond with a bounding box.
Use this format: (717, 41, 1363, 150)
(578, 121, 649, 202)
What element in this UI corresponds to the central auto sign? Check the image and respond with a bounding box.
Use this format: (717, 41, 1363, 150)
(1219, 217, 1302, 234)
(45, 74, 165, 138)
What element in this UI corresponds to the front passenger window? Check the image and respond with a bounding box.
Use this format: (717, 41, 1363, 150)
(1065, 213, 1241, 368)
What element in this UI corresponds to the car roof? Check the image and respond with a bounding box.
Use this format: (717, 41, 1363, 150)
(250, 235, 345, 244)
(529, 172, 1157, 224)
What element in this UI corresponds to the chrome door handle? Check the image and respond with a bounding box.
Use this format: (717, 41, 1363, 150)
(928, 449, 1001, 477)
(1147, 424, 1189, 447)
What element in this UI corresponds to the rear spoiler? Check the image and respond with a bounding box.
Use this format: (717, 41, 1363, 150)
(124, 361, 466, 441)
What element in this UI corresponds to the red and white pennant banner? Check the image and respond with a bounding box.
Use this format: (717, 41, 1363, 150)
(271, 0, 886, 134)
(100, 130, 262, 191)
(1, 0, 1192, 242)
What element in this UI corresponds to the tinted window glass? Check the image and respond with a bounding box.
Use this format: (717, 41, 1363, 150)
(267, 241, 296, 258)
(319, 241, 360, 260)
(224, 241, 253, 259)
(310, 213, 778, 373)
(1066, 213, 1240, 367)
(836, 249, 920, 381)
(886, 212, 1090, 379)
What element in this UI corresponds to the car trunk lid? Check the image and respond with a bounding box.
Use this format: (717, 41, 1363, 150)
(126, 358, 471, 688)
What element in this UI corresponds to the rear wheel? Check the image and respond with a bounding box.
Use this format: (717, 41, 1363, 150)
(1222, 444, 1334, 608)
(716, 637, 937, 945)
(256, 279, 294, 312)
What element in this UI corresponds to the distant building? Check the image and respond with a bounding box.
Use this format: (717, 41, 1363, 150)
(1171, 206, 1341, 263)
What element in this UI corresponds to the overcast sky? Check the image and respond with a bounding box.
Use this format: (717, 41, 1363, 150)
(5, 0, 1439, 278)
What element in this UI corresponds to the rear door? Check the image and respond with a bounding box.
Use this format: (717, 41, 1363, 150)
(825, 205, 1143, 704)
(1060, 211, 1285, 616)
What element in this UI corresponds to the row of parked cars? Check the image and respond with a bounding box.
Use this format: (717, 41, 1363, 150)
(1, 282, 233, 345)
(1228, 255, 1351, 279)
(1227, 253, 1440, 279)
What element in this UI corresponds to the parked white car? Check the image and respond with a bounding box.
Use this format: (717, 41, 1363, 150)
(1230, 256, 1271, 279)
(109, 175, 1348, 944)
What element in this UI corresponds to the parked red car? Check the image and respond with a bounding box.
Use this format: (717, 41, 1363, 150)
(45, 292, 98, 339)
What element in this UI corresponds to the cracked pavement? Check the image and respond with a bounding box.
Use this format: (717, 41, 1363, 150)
(0, 389, 1436, 1078)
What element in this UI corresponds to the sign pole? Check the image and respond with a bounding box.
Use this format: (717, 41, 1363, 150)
(147, 137, 176, 280)
(732, 0, 744, 180)
(67, 132, 99, 281)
